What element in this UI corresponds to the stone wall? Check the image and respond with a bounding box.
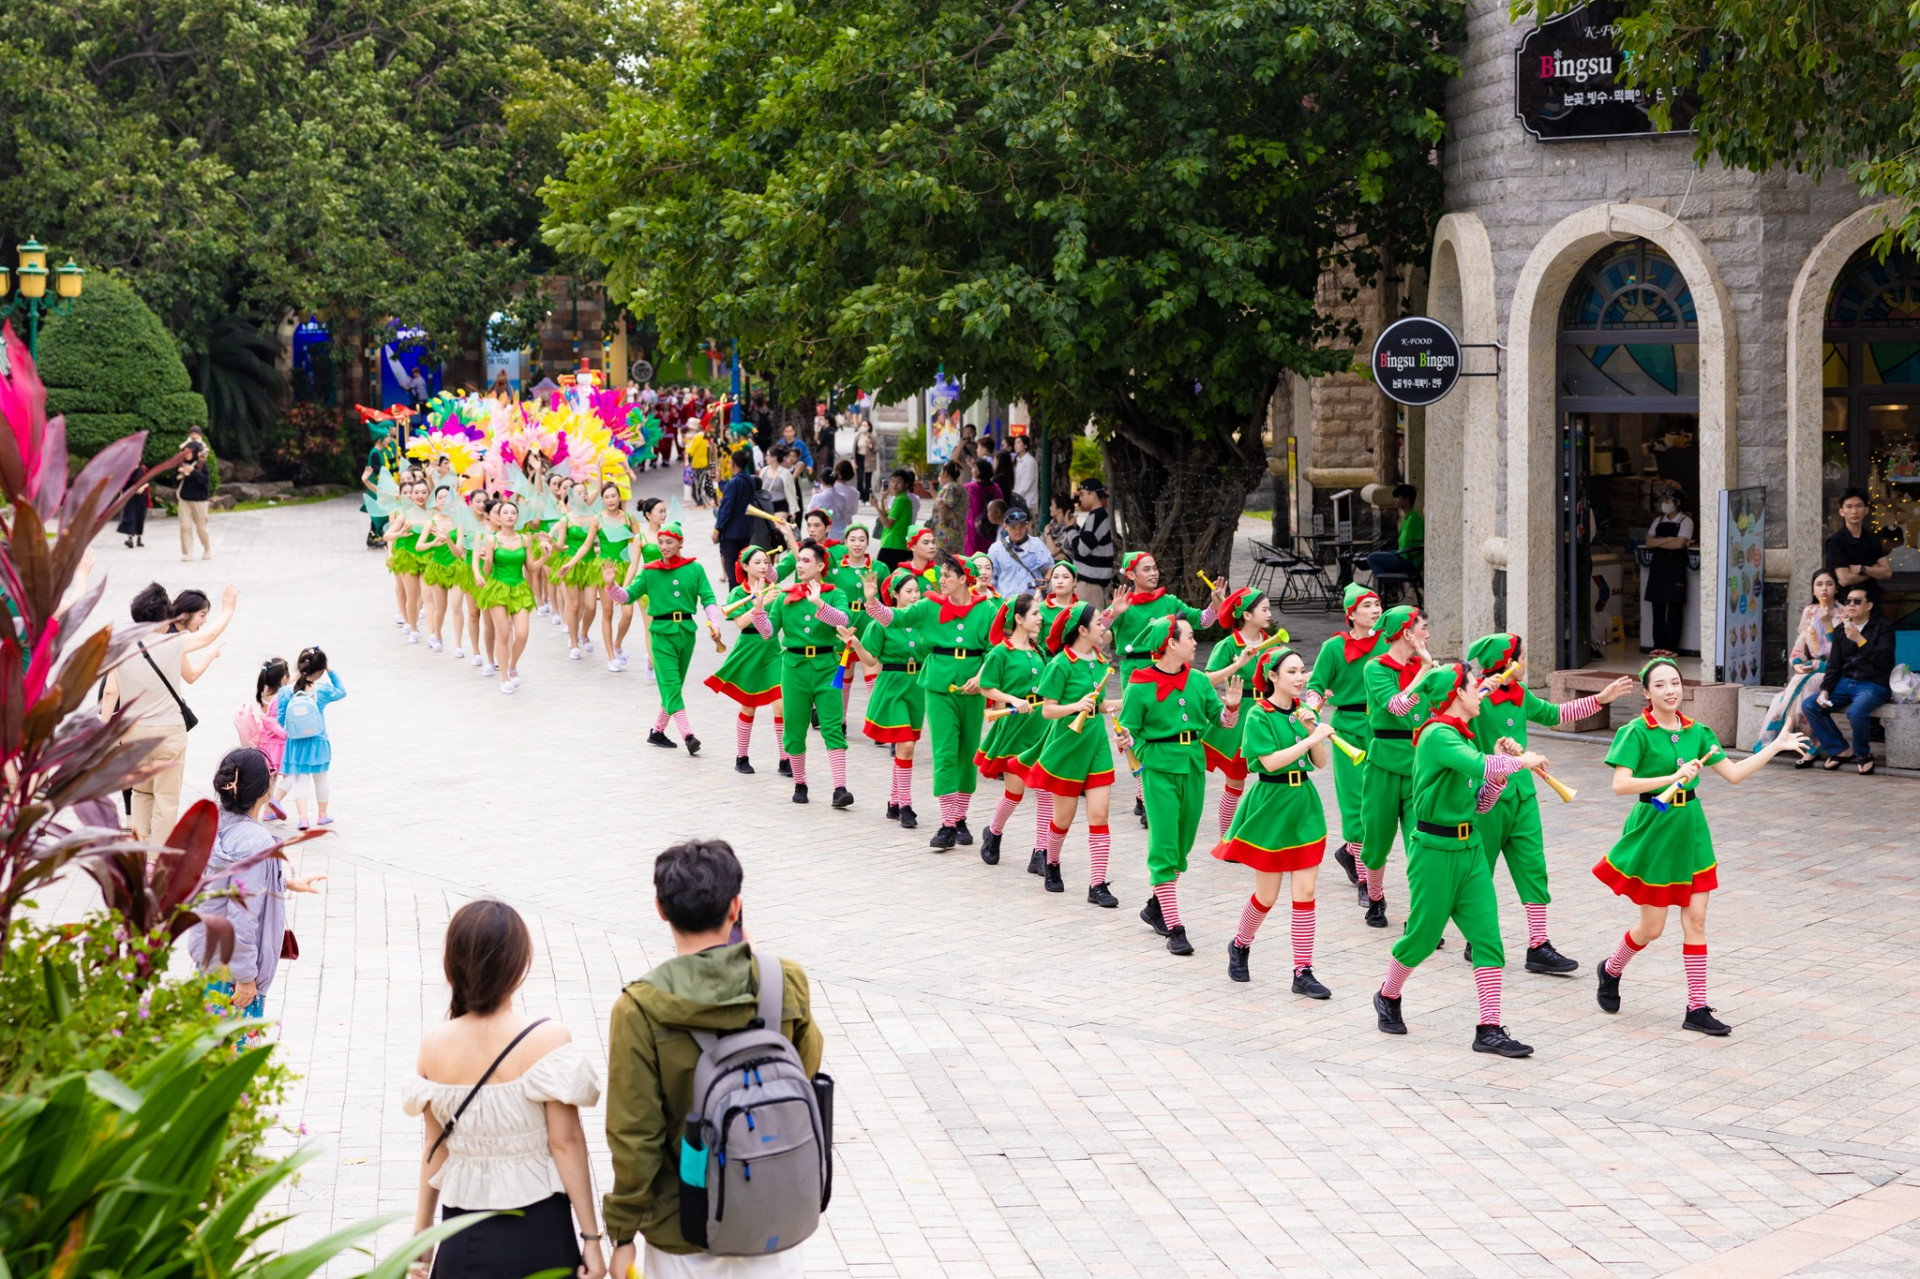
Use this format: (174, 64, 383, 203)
(1305, 260, 1401, 484)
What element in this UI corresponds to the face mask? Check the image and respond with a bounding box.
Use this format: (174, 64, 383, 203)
(1660, 502, 1676, 514)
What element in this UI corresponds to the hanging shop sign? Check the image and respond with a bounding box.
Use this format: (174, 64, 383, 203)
(1514, 1, 1699, 142)
(1371, 317, 1463, 407)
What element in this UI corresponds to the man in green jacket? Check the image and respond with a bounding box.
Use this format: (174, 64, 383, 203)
(606, 839, 825, 1276)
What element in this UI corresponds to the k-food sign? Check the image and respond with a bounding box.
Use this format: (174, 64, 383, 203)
(1514, 1, 1699, 142)
(1371, 317, 1462, 407)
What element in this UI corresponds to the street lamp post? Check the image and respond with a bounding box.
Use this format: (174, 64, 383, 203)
(0, 239, 86, 361)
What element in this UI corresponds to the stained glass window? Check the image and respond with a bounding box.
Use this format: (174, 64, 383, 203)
(1561, 242, 1698, 332)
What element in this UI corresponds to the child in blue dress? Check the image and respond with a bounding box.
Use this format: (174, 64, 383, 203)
(277, 646, 346, 829)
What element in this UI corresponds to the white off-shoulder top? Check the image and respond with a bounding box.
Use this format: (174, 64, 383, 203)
(401, 1041, 601, 1209)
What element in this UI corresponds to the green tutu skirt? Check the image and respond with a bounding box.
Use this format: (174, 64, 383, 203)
(476, 578, 537, 613)
(560, 555, 603, 589)
(422, 558, 463, 590)
(387, 544, 427, 576)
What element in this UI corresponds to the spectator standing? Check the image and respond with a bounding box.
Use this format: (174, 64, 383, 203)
(1639, 488, 1691, 657)
(1825, 487, 1894, 592)
(811, 409, 836, 479)
(1048, 479, 1114, 606)
(685, 428, 712, 507)
(605, 840, 823, 1279)
(277, 646, 346, 828)
(931, 461, 967, 555)
(406, 901, 606, 1279)
(854, 420, 876, 501)
(964, 459, 1001, 555)
(1801, 584, 1895, 774)
(713, 447, 760, 587)
(992, 448, 1017, 517)
(118, 466, 150, 548)
(1011, 435, 1040, 511)
(875, 469, 917, 571)
(810, 460, 862, 540)
(988, 503, 1053, 597)
(177, 425, 214, 561)
(188, 748, 325, 1022)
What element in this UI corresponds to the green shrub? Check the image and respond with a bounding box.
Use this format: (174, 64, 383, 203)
(1070, 433, 1105, 483)
(895, 420, 927, 472)
(264, 402, 355, 485)
(35, 274, 210, 467)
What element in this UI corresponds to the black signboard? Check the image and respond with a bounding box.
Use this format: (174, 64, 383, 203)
(1371, 317, 1461, 407)
(1514, 2, 1699, 142)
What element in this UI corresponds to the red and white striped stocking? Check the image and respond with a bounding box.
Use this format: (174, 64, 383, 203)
(1367, 861, 1389, 902)
(1217, 784, 1243, 836)
(671, 710, 693, 737)
(1683, 943, 1708, 1009)
(1523, 902, 1549, 949)
(775, 716, 789, 763)
(1153, 878, 1182, 928)
(1380, 956, 1414, 1000)
(1473, 966, 1502, 1025)
(1290, 900, 1316, 972)
(735, 714, 754, 758)
(1086, 823, 1109, 881)
(1032, 789, 1055, 850)
(1231, 894, 1271, 948)
(891, 757, 913, 807)
(1604, 930, 1645, 977)
(790, 753, 808, 786)
(653, 709, 670, 733)
(828, 748, 847, 790)
(989, 788, 1021, 835)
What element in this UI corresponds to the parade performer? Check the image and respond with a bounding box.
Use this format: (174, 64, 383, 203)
(1593, 658, 1808, 1035)
(704, 545, 783, 774)
(552, 486, 603, 659)
(863, 550, 1000, 849)
(412, 484, 465, 653)
(973, 596, 1048, 866)
(1357, 604, 1435, 928)
(1115, 616, 1243, 956)
(1308, 584, 1386, 891)
(1202, 589, 1279, 835)
(1371, 662, 1545, 1057)
(526, 468, 568, 620)
(1210, 647, 1336, 996)
(361, 416, 402, 549)
(474, 498, 536, 693)
(591, 481, 641, 672)
(384, 478, 431, 644)
(1023, 602, 1124, 901)
(750, 539, 857, 806)
(861, 571, 927, 828)
(614, 521, 723, 754)
(1038, 562, 1081, 637)
(1107, 551, 1227, 825)
(829, 524, 878, 719)
(1462, 633, 1633, 975)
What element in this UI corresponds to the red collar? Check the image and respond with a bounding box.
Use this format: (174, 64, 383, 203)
(1234, 628, 1263, 649)
(1379, 652, 1420, 691)
(645, 554, 694, 572)
(937, 593, 978, 624)
(1642, 707, 1693, 731)
(1127, 587, 1167, 607)
(1048, 592, 1080, 610)
(1418, 711, 1475, 742)
(784, 580, 838, 603)
(1341, 627, 1377, 664)
(1486, 680, 1526, 706)
(1130, 663, 1189, 702)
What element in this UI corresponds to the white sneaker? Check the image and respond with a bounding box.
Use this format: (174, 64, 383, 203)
(452, 646, 465, 659)
(394, 613, 406, 626)
(428, 638, 442, 652)
(569, 647, 581, 661)
(551, 613, 565, 627)
(407, 631, 419, 644)
(501, 680, 516, 695)
(608, 659, 622, 673)
(537, 603, 552, 615)
(483, 661, 497, 676)
(580, 638, 594, 654)
(470, 654, 484, 668)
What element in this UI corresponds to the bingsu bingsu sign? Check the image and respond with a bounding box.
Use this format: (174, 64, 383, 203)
(1514, 2, 1700, 141)
(1371, 317, 1462, 407)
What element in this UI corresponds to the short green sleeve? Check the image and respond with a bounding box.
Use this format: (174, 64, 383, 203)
(1603, 720, 1645, 771)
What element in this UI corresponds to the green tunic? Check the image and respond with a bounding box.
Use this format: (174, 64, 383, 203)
(1111, 590, 1209, 681)
(1210, 700, 1326, 872)
(1201, 631, 1261, 780)
(1118, 665, 1229, 886)
(1307, 629, 1387, 848)
(420, 521, 463, 589)
(761, 585, 852, 754)
(1390, 717, 1505, 971)
(387, 513, 428, 576)
(1594, 712, 1726, 906)
(974, 643, 1048, 778)
(873, 595, 998, 796)
(1359, 653, 1428, 875)
(861, 610, 927, 743)
(1470, 687, 1565, 904)
(1025, 650, 1115, 795)
(627, 557, 719, 715)
(704, 585, 782, 708)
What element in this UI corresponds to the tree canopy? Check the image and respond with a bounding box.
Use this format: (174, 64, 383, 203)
(1520, 0, 1920, 248)
(544, 0, 1463, 581)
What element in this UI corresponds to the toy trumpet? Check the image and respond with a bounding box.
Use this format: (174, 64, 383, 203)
(721, 586, 779, 618)
(985, 704, 1015, 722)
(745, 505, 790, 524)
(1197, 570, 1221, 592)
(1649, 753, 1715, 810)
(1537, 770, 1577, 803)
(1068, 662, 1112, 733)
(1329, 733, 1367, 766)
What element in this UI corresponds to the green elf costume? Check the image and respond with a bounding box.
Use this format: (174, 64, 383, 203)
(827, 528, 877, 717)
(1109, 551, 1221, 827)
(862, 570, 928, 828)
(865, 565, 999, 849)
(704, 546, 784, 773)
(1202, 588, 1276, 838)
(973, 601, 1050, 867)
(750, 568, 858, 806)
(1372, 662, 1536, 1058)
(1307, 583, 1387, 887)
(1117, 614, 1240, 956)
(1357, 605, 1432, 927)
(1023, 602, 1121, 903)
(1463, 632, 1610, 976)
(620, 523, 721, 755)
(363, 421, 401, 547)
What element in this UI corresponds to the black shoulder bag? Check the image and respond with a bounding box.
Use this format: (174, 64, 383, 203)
(428, 1018, 550, 1159)
(138, 640, 199, 731)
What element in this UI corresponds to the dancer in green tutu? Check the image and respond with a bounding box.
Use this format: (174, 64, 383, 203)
(474, 497, 536, 694)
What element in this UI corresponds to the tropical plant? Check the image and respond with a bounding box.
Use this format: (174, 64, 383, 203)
(264, 403, 356, 487)
(193, 314, 289, 462)
(0, 1023, 475, 1278)
(33, 274, 209, 466)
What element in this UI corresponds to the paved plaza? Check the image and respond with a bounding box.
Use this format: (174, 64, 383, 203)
(34, 476, 1920, 1277)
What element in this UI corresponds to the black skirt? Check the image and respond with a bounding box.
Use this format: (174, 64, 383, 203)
(432, 1192, 581, 1279)
(118, 491, 149, 536)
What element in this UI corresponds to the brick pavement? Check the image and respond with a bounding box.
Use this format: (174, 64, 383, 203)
(30, 479, 1920, 1277)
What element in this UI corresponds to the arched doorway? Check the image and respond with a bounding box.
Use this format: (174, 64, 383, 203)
(1822, 246, 1920, 535)
(1556, 239, 1702, 671)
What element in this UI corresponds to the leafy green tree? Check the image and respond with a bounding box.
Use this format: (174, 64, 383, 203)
(1518, 0, 1920, 249)
(544, 0, 1463, 588)
(36, 275, 208, 465)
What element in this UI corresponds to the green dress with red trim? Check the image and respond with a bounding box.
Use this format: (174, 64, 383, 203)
(1210, 698, 1327, 873)
(1201, 630, 1262, 781)
(1038, 592, 1081, 643)
(861, 609, 927, 743)
(975, 643, 1048, 777)
(703, 585, 782, 707)
(1593, 709, 1727, 906)
(1023, 648, 1116, 795)
(828, 554, 875, 627)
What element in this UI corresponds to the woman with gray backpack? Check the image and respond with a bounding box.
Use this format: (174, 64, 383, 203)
(276, 646, 345, 829)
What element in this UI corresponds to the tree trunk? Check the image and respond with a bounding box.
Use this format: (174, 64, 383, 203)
(1101, 381, 1275, 606)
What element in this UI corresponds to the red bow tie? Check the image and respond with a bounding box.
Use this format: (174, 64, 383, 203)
(1485, 681, 1525, 706)
(1130, 663, 1189, 702)
(937, 594, 976, 624)
(1341, 628, 1377, 663)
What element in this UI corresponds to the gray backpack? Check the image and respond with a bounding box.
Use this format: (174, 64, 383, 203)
(676, 950, 832, 1255)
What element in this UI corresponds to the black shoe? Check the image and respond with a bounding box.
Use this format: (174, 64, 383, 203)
(1165, 925, 1193, 956)
(1472, 1024, 1534, 1057)
(1683, 1005, 1732, 1036)
(1374, 990, 1406, 1035)
(1027, 848, 1046, 875)
(1365, 897, 1388, 929)
(1088, 881, 1118, 908)
(684, 734, 701, 757)
(1596, 962, 1622, 1014)
(1227, 942, 1251, 983)
(1333, 847, 1358, 884)
(1140, 894, 1169, 936)
(1356, 876, 1370, 906)
(792, 783, 810, 804)
(1463, 942, 1472, 964)
(898, 804, 918, 830)
(929, 825, 957, 851)
(1525, 940, 1579, 976)
(810, 711, 820, 729)
(979, 829, 1001, 864)
(1794, 751, 1821, 770)
(1292, 967, 1331, 1000)
(1044, 862, 1064, 893)
(886, 802, 900, 820)
(124, 536, 134, 548)
(735, 756, 755, 775)
(777, 758, 793, 777)
(1135, 794, 1148, 828)
(832, 786, 854, 809)
(953, 818, 973, 846)
(648, 730, 676, 749)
